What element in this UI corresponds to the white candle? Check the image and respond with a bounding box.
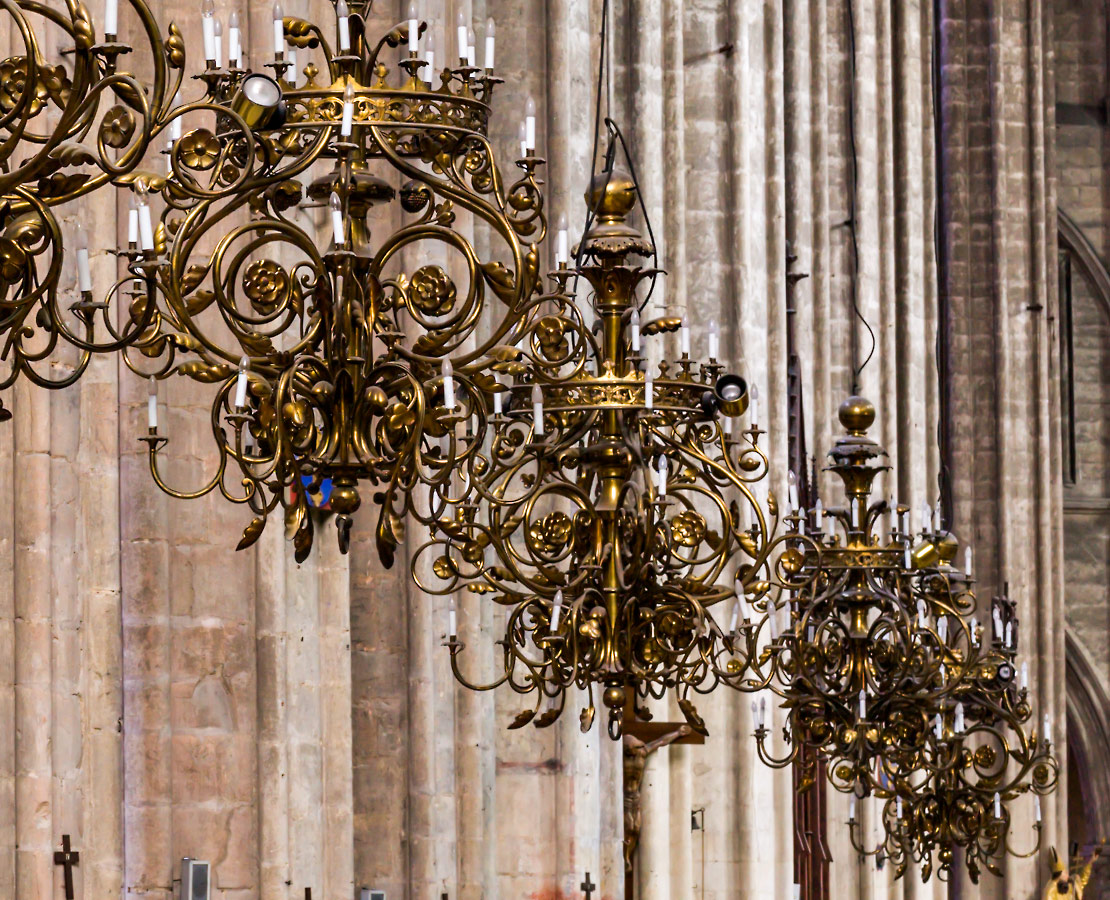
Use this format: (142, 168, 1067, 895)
(202, 0, 216, 63)
(466, 28, 475, 67)
(456, 10, 468, 61)
(228, 12, 240, 67)
(518, 121, 528, 159)
(147, 377, 158, 430)
(970, 617, 979, 646)
(656, 454, 668, 496)
(849, 797, 856, 821)
(213, 18, 222, 68)
(1020, 661, 1029, 690)
(992, 607, 1003, 642)
(407, 3, 419, 53)
(858, 690, 867, 719)
(75, 225, 92, 293)
(555, 213, 569, 266)
(787, 470, 799, 512)
(492, 375, 502, 415)
(850, 497, 860, 527)
(749, 383, 759, 428)
(993, 793, 1002, 819)
(448, 595, 457, 637)
(728, 601, 740, 634)
(329, 192, 345, 246)
(525, 95, 537, 151)
(104, 0, 118, 38)
(965, 545, 973, 578)
(484, 17, 495, 69)
(680, 314, 690, 356)
(1044, 714, 1052, 744)
(336, 0, 350, 51)
(793, 885, 801, 900)
(1004, 621, 1012, 649)
(340, 82, 355, 136)
(933, 503, 943, 533)
(137, 192, 154, 252)
(814, 498, 824, 530)
(531, 384, 544, 436)
(903, 545, 911, 569)
(934, 714, 942, 740)
(707, 318, 719, 360)
(899, 506, 909, 533)
(233, 357, 249, 408)
(1034, 795, 1042, 822)
(954, 702, 964, 733)
(644, 369, 653, 411)
(272, 2, 284, 57)
(630, 307, 641, 353)
(896, 797, 903, 820)
(937, 615, 948, 643)
(442, 359, 455, 409)
(424, 31, 436, 85)
(550, 589, 563, 631)
(170, 94, 182, 141)
(921, 502, 931, 533)
(916, 599, 927, 629)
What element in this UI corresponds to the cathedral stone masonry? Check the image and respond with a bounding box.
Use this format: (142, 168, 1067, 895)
(0, 0, 1100, 898)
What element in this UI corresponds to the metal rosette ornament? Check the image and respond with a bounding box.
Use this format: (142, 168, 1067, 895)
(415, 162, 783, 739)
(0, 0, 188, 420)
(102, 1, 547, 560)
(846, 589, 1059, 882)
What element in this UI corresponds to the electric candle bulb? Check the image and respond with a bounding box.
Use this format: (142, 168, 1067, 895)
(656, 454, 668, 496)
(814, 498, 824, 530)
(329, 192, 345, 246)
(858, 689, 867, 719)
(136, 189, 154, 252)
(993, 793, 1002, 819)
(1034, 795, 1042, 822)
(630, 307, 641, 353)
(441, 359, 455, 409)
(466, 28, 475, 66)
(336, 0, 350, 52)
(525, 96, 537, 152)
(787, 470, 799, 512)
(707, 318, 719, 360)
(213, 18, 223, 68)
(550, 590, 563, 631)
(798, 513, 806, 537)
(934, 714, 942, 740)
(456, 10, 468, 61)
(234, 356, 249, 409)
(407, 3, 419, 53)
(518, 120, 528, 159)
(921, 502, 931, 533)
(484, 17, 495, 69)
(340, 82, 355, 137)
(531, 384, 544, 436)
(272, 2, 284, 57)
(1020, 661, 1029, 690)
(937, 615, 948, 642)
(228, 12, 240, 67)
(850, 497, 860, 527)
(287, 46, 297, 84)
(749, 383, 759, 428)
(202, 0, 216, 64)
(75, 224, 92, 293)
(424, 30, 435, 84)
(644, 368, 653, 411)
(448, 595, 457, 637)
(555, 213, 569, 266)
(965, 545, 973, 578)
(954, 702, 965, 733)
(849, 797, 857, 822)
(933, 503, 942, 533)
(680, 314, 690, 356)
(147, 377, 158, 430)
(104, 0, 118, 39)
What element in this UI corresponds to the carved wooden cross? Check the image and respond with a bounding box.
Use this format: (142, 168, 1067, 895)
(580, 872, 596, 899)
(53, 834, 79, 900)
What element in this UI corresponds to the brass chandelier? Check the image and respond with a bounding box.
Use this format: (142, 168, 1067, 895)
(420, 160, 784, 739)
(755, 397, 1058, 881)
(0, 0, 545, 560)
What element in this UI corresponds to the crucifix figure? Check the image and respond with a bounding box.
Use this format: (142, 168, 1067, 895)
(53, 834, 79, 900)
(580, 871, 596, 899)
(623, 725, 693, 873)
